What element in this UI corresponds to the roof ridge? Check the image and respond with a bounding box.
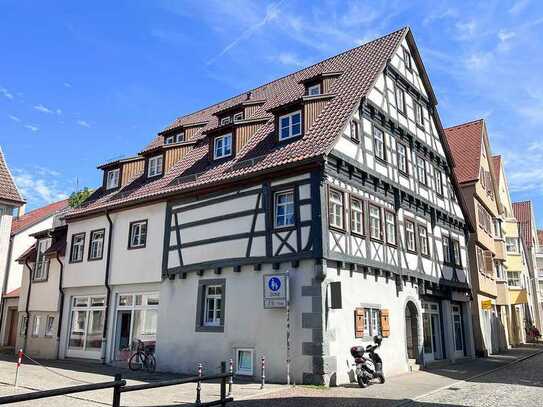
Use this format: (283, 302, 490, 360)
(445, 118, 484, 131)
(168, 26, 409, 128)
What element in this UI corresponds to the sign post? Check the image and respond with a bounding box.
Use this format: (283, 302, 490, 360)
(286, 270, 291, 386)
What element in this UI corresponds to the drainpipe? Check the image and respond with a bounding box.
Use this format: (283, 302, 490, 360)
(22, 258, 34, 352)
(55, 252, 65, 359)
(101, 211, 114, 364)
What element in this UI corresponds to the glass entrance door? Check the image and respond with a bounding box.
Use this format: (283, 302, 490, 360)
(452, 304, 464, 356)
(422, 302, 442, 362)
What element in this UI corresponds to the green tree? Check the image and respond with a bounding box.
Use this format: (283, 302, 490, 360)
(68, 187, 92, 208)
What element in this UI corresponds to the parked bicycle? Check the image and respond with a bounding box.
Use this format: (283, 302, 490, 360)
(128, 339, 156, 373)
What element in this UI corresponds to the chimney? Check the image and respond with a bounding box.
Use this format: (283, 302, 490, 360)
(246, 91, 252, 101)
(17, 204, 26, 218)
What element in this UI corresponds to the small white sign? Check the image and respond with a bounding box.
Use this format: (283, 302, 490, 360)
(263, 274, 288, 309)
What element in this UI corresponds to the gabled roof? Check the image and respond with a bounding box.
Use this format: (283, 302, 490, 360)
(444, 119, 485, 184)
(11, 199, 69, 236)
(0, 147, 25, 205)
(66, 27, 410, 219)
(492, 155, 502, 184)
(513, 201, 534, 249)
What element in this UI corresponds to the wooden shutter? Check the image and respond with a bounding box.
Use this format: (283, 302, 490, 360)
(354, 308, 365, 338)
(380, 309, 390, 338)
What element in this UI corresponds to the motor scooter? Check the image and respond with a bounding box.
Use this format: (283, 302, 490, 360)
(350, 335, 385, 388)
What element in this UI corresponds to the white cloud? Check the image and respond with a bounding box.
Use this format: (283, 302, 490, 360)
(455, 20, 478, 41)
(76, 120, 91, 128)
(24, 124, 39, 132)
(63, 82, 72, 88)
(0, 87, 14, 100)
(275, 52, 308, 67)
(509, 0, 530, 15)
(12, 167, 69, 205)
(465, 52, 492, 71)
(34, 104, 54, 114)
(8, 115, 21, 122)
(498, 30, 516, 42)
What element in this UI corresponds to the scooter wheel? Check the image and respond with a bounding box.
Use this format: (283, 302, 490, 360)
(378, 374, 385, 384)
(357, 376, 368, 388)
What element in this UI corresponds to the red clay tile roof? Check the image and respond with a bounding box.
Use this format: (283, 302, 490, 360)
(66, 27, 410, 219)
(11, 199, 69, 236)
(491, 155, 502, 184)
(513, 201, 534, 249)
(0, 147, 25, 205)
(444, 119, 484, 184)
(4, 287, 20, 298)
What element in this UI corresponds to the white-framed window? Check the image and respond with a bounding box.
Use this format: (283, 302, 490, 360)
(89, 229, 105, 260)
(328, 189, 344, 229)
(506, 237, 519, 253)
(129, 220, 147, 249)
(417, 156, 427, 185)
(453, 240, 461, 266)
(508, 271, 521, 287)
(175, 132, 185, 143)
(418, 225, 429, 256)
(148, 155, 163, 177)
(363, 308, 381, 337)
(274, 190, 295, 228)
(373, 126, 386, 161)
(435, 168, 443, 195)
(403, 47, 412, 70)
(397, 142, 408, 174)
(415, 101, 424, 126)
(214, 133, 233, 159)
(307, 83, 321, 96)
(220, 116, 231, 126)
(236, 348, 254, 376)
(350, 120, 359, 142)
(395, 85, 405, 113)
(204, 285, 222, 327)
(279, 111, 302, 141)
(350, 197, 363, 235)
(369, 205, 382, 240)
(443, 235, 451, 263)
(32, 315, 41, 336)
(385, 211, 396, 245)
(45, 315, 55, 337)
(68, 296, 105, 351)
(165, 136, 174, 144)
(405, 220, 416, 252)
(233, 112, 244, 122)
(106, 168, 120, 190)
(34, 238, 51, 281)
(70, 233, 85, 263)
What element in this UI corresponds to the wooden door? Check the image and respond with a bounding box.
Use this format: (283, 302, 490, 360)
(7, 310, 17, 346)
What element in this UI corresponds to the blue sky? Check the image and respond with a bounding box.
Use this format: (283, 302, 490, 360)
(1, 0, 543, 223)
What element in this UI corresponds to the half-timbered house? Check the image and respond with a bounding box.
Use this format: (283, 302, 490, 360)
(63, 27, 473, 385)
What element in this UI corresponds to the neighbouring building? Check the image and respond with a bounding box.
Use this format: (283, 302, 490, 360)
(493, 156, 529, 346)
(0, 147, 25, 349)
(0, 199, 68, 348)
(536, 231, 543, 304)
(15, 224, 67, 358)
(61, 27, 474, 385)
(445, 119, 507, 356)
(513, 201, 543, 332)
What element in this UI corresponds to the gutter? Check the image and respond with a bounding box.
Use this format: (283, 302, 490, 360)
(101, 210, 114, 364)
(55, 252, 64, 359)
(22, 258, 34, 352)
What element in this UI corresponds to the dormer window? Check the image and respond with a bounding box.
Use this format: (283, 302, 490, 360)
(175, 132, 185, 143)
(220, 116, 232, 126)
(165, 136, 174, 145)
(307, 83, 321, 96)
(233, 112, 244, 122)
(214, 133, 232, 159)
(106, 168, 120, 190)
(279, 110, 302, 141)
(148, 155, 163, 177)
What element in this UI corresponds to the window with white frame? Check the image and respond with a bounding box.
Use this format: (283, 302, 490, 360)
(274, 190, 295, 228)
(418, 225, 429, 256)
(220, 116, 231, 126)
(373, 126, 386, 161)
(363, 308, 381, 337)
(443, 235, 451, 263)
(508, 271, 521, 287)
(175, 132, 185, 143)
(369, 205, 382, 240)
(416, 156, 427, 185)
(214, 133, 233, 159)
(32, 315, 41, 336)
(70, 233, 85, 263)
(236, 349, 254, 375)
(453, 240, 461, 266)
(204, 285, 222, 327)
(45, 315, 55, 337)
(435, 168, 443, 195)
(148, 155, 163, 177)
(350, 197, 363, 235)
(385, 211, 396, 245)
(405, 220, 416, 252)
(68, 296, 105, 351)
(395, 85, 405, 113)
(415, 101, 424, 126)
(279, 111, 302, 141)
(403, 47, 412, 70)
(328, 189, 344, 229)
(506, 237, 519, 253)
(307, 83, 321, 96)
(129, 220, 147, 249)
(397, 142, 408, 174)
(165, 136, 174, 144)
(106, 169, 120, 190)
(89, 229, 105, 260)
(350, 120, 359, 142)
(34, 238, 51, 281)
(233, 112, 244, 122)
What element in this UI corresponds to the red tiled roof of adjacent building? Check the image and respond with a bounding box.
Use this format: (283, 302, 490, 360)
(4, 287, 20, 298)
(491, 155, 502, 184)
(444, 119, 485, 184)
(11, 199, 69, 236)
(0, 147, 25, 205)
(513, 201, 534, 249)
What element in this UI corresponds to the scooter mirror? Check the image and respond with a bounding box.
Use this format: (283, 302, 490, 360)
(373, 335, 383, 345)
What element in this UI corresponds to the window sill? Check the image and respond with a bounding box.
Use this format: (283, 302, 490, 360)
(375, 156, 388, 165)
(195, 325, 224, 333)
(329, 225, 345, 234)
(127, 244, 146, 250)
(350, 136, 360, 144)
(69, 259, 84, 264)
(351, 231, 365, 239)
(88, 257, 104, 262)
(398, 170, 409, 178)
(274, 224, 296, 232)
